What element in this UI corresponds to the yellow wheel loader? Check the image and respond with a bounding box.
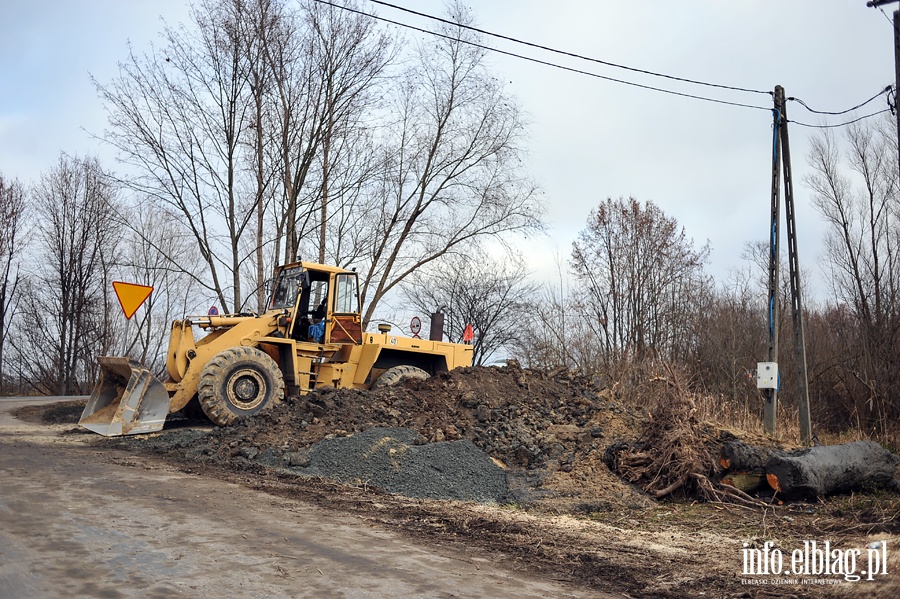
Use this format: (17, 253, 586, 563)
(79, 261, 473, 436)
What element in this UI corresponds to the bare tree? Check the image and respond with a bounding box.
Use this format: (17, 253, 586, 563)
(96, 0, 260, 313)
(240, 0, 281, 311)
(355, 2, 543, 327)
(96, 0, 539, 329)
(241, 0, 393, 270)
(12, 156, 119, 395)
(570, 197, 710, 366)
(402, 249, 537, 365)
(254, 0, 325, 266)
(804, 117, 899, 437)
(306, 0, 393, 266)
(510, 264, 602, 372)
(0, 174, 27, 390)
(689, 265, 764, 403)
(97, 0, 393, 312)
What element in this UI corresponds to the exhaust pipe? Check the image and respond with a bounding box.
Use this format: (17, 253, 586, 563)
(79, 357, 170, 436)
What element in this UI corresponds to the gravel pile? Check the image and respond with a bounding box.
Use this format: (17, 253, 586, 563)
(291, 427, 507, 502)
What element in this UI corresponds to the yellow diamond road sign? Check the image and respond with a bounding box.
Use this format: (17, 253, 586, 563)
(112, 281, 154, 320)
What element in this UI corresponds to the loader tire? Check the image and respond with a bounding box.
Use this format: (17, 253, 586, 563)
(373, 365, 430, 388)
(198, 347, 285, 426)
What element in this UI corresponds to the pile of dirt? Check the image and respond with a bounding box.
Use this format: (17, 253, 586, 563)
(14, 400, 86, 425)
(39, 365, 898, 508)
(113, 364, 652, 509)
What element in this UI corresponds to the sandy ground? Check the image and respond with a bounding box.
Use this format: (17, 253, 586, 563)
(0, 398, 612, 599)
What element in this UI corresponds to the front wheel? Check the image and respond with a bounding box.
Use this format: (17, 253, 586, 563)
(198, 347, 284, 426)
(373, 365, 430, 388)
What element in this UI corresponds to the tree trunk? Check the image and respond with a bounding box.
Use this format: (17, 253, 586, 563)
(719, 436, 779, 472)
(765, 440, 899, 500)
(718, 437, 899, 500)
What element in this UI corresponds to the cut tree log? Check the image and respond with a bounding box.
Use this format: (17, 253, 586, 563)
(765, 441, 900, 500)
(719, 436, 781, 472)
(609, 433, 900, 502)
(717, 435, 900, 500)
(720, 472, 764, 493)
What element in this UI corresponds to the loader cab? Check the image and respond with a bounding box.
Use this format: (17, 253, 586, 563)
(270, 262, 362, 345)
(297, 271, 328, 342)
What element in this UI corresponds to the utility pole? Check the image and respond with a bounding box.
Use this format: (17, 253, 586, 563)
(761, 86, 812, 443)
(763, 88, 783, 437)
(779, 93, 812, 444)
(867, 0, 900, 182)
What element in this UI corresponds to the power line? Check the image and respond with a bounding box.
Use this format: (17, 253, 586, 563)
(368, 0, 772, 96)
(314, 0, 890, 127)
(373, 0, 897, 121)
(788, 109, 892, 129)
(312, 0, 772, 112)
(788, 86, 892, 115)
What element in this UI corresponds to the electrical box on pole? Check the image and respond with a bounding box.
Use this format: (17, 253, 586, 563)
(756, 362, 779, 390)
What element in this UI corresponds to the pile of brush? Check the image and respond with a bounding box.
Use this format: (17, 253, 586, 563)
(605, 371, 767, 507)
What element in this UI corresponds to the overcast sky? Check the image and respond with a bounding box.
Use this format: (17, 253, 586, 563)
(1, 1, 894, 300)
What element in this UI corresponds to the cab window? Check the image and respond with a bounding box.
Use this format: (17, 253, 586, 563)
(270, 267, 307, 309)
(333, 273, 359, 314)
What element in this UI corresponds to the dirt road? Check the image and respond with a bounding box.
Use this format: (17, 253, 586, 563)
(0, 398, 610, 599)
(5, 390, 899, 599)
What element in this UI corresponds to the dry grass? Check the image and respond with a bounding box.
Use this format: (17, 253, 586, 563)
(692, 391, 803, 447)
(691, 391, 900, 452)
(614, 359, 897, 452)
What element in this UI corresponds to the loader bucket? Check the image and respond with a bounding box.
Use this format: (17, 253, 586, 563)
(79, 357, 170, 436)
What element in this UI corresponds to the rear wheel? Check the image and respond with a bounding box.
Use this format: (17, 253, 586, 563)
(198, 347, 284, 426)
(373, 365, 430, 388)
